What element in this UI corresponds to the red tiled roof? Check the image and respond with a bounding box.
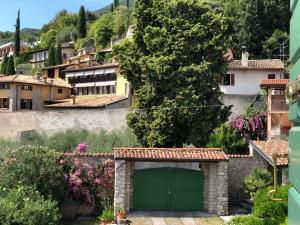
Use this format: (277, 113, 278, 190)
(251, 140, 288, 166)
(114, 148, 228, 161)
(229, 59, 284, 70)
(227, 154, 253, 158)
(63, 152, 114, 157)
(260, 79, 289, 88)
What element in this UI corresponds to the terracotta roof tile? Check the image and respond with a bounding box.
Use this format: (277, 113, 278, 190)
(251, 140, 288, 166)
(229, 59, 284, 70)
(114, 148, 228, 161)
(227, 154, 253, 158)
(0, 74, 71, 88)
(260, 79, 289, 88)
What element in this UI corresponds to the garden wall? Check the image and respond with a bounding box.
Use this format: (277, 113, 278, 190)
(227, 153, 268, 204)
(0, 108, 128, 139)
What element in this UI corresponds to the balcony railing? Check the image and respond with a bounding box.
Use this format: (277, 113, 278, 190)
(270, 98, 288, 112)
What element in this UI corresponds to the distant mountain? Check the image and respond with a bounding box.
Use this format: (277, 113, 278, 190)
(0, 28, 39, 45)
(93, 0, 135, 16)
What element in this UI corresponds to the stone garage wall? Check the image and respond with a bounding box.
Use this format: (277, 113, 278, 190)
(227, 153, 268, 204)
(0, 108, 128, 139)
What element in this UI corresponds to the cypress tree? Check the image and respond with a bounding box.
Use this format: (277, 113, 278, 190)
(15, 10, 21, 57)
(111, 4, 114, 12)
(114, 0, 119, 8)
(55, 42, 63, 65)
(127, 0, 130, 8)
(47, 45, 56, 66)
(1, 55, 8, 75)
(6, 56, 16, 75)
(77, 6, 87, 38)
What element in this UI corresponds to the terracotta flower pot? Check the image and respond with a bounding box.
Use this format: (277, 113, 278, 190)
(118, 211, 126, 220)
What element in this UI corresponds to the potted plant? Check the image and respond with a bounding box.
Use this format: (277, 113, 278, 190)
(117, 207, 126, 220)
(98, 208, 114, 225)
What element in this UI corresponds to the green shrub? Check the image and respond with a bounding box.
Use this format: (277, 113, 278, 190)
(253, 186, 288, 224)
(230, 215, 276, 225)
(243, 168, 273, 199)
(207, 124, 247, 154)
(0, 185, 61, 225)
(0, 146, 65, 202)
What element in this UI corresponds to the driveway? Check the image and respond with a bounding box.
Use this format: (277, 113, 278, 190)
(127, 211, 225, 225)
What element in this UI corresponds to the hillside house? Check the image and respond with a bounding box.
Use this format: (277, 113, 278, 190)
(0, 42, 29, 63)
(221, 50, 285, 120)
(0, 72, 71, 112)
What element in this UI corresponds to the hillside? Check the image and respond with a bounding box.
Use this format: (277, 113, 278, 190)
(93, 0, 134, 16)
(0, 28, 39, 45)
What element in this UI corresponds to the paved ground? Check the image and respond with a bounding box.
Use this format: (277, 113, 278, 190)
(127, 211, 225, 225)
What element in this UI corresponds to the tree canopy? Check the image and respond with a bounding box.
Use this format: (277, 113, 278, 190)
(55, 42, 63, 65)
(6, 56, 16, 75)
(15, 10, 21, 57)
(78, 6, 87, 38)
(47, 45, 56, 66)
(0, 55, 8, 75)
(114, 0, 231, 147)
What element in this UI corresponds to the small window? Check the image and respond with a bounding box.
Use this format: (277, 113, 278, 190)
(268, 74, 276, 79)
(222, 74, 235, 86)
(63, 53, 67, 60)
(0, 83, 10, 89)
(20, 99, 32, 110)
(0, 98, 9, 109)
(58, 89, 63, 94)
(22, 84, 33, 91)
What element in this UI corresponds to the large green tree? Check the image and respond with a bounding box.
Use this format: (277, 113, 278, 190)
(6, 56, 16, 75)
(114, 0, 231, 147)
(15, 10, 21, 57)
(77, 6, 87, 38)
(55, 42, 63, 65)
(0, 55, 8, 75)
(47, 45, 56, 66)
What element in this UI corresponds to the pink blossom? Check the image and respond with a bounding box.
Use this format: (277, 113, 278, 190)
(76, 143, 89, 153)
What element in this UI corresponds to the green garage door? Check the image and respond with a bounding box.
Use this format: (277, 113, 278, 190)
(133, 167, 203, 211)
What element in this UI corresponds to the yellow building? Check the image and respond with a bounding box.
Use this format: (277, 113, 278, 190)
(0, 73, 71, 112)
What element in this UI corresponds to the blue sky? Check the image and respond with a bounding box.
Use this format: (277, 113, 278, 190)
(0, 0, 112, 31)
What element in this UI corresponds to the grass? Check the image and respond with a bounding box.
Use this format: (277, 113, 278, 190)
(0, 128, 139, 156)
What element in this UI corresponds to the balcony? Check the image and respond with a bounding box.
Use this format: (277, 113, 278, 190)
(270, 96, 288, 112)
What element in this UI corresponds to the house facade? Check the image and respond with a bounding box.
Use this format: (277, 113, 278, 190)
(221, 51, 285, 120)
(0, 73, 71, 112)
(0, 42, 29, 63)
(260, 79, 291, 140)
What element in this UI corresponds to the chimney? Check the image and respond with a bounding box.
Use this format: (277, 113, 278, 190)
(241, 46, 249, 67)
(35, 70, 41, 80)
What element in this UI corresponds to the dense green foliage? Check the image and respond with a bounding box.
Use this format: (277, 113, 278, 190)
(243, 168, 273, 199)
(0, 128, 138, 155)
(47, 45, 56, 66)
(114, 0, 231, 147)
(207, 124, 247, 154)
(78, 6, 87, 38)
(0, 186, 61, 225)
(0, 54, 8, 75)
(216, 0, 290, 59)
(15, 10, 21, 57)
(0, 146, 65, 202)
(6, 56, 15, 75)
(55, 42, 63, 65)
(230, 215, 276, 225)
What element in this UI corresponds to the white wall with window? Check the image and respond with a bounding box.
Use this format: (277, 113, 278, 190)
(220, 69, 283, 95)
(0, 98, 9, 109)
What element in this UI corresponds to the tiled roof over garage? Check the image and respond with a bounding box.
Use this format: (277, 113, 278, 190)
(229, 59, 284, 70)
(114, 148, 229, 161)
(260, 79, 289, 88)
(251, 140, 288, 166)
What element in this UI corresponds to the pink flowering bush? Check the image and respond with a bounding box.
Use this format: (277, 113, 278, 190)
(76, 143, 89, 153)
(62, 157, 114, 209)
(232, 112, 267, 141)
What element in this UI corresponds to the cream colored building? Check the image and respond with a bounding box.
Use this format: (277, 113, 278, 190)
(0, 73, 71, 112)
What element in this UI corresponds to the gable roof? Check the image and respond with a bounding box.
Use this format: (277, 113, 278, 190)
(229, 59, 284, 70)
(250, 140, 288, 166)
(0, 74, 71, 88)
(114, 147, 228, 161)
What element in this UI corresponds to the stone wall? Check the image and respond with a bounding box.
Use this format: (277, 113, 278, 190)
(0, 108, 128, 139)
(227, 154, 268, 204)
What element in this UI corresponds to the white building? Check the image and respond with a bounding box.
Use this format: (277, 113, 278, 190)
(221, 51, 285, 120)
(0, 42, 29, 63)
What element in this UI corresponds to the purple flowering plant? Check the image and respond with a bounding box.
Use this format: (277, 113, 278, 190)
(76, 143, 89, 153)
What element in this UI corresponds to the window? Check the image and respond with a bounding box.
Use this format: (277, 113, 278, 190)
(268, 74, 276, 79)
(222, 74, 235, 86)
(20, 99, 32, 110)
(22, 84, 33, 91)
(0, 98, 9, 109)
(63, 53, 67, 60)
(57, 89, 63, 94)
(0, 83, 10, 89)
